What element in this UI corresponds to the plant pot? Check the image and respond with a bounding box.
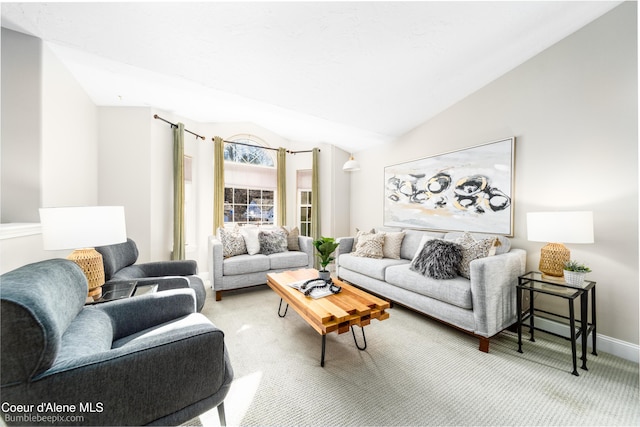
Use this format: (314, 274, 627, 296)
(563, 270, 587, 287)
(318, 270, 331, 281)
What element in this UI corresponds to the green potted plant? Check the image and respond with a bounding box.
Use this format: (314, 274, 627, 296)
(313, 236, 340, 280)
(563, 260, 592, 287)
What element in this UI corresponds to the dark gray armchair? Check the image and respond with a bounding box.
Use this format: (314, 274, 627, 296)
(96, 238, 206, 311)
(0, 259, 233, 426)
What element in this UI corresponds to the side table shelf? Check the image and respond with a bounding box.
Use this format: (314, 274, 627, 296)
(516, 271, 597, 376)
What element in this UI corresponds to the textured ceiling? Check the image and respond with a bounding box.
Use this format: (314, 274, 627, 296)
(1, 2, 622, 153)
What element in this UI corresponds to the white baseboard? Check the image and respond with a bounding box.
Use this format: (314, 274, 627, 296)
(535, 317, 639, 363)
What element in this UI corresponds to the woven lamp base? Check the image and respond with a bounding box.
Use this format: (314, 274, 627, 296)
(539, 243, 570, 278)
(67, 248, 105, 298)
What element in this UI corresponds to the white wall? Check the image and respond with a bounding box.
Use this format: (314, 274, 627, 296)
(1, 28, 42, 223)
(349, 3, 638, 346)
(1, 31, 99, 273)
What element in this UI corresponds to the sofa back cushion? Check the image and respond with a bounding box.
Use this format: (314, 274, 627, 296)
(0, 259, 87, 383)
(400, 229, 445, 260)
(96, 238, 139, 280)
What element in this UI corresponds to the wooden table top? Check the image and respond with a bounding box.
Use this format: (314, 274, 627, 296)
(267, 269, 390, 336)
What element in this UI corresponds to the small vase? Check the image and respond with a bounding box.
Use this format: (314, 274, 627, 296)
(318, 270, 331, 281)
(563, 270, 587, 287)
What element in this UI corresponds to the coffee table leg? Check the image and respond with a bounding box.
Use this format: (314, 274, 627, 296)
(351, 326, 367, 350)
(278, 298, 289, 318)
(321, 335, 326, 367)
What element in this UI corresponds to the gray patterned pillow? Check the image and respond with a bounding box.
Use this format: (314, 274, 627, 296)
(219, 227, 247, 258)
(410, 239, 462, 279)
(353, 232, 385, 259)
(455, 232, 497, 279)
(259, 230, 288, 255)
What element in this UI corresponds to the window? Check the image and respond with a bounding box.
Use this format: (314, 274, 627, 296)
(224, 187, 274, 225)
(297, 169, 312, 237)
(299, 190, 312, 237)
(223, 135, 276, 226)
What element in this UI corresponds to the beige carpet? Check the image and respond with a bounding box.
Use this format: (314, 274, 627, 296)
(194, 285, 639, 426)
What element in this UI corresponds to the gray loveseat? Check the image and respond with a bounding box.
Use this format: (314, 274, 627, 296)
(336, 228, 526, 352)
(208, 230, 314, 301)
(1, 259, 233, 426)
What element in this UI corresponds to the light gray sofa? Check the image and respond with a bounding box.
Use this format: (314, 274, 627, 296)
(208, 234, 314, 301)
(0, 259, 233, 426)
(336, 228, 526, 352)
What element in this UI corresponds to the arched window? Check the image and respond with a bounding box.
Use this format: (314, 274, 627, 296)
(223, 135, 277, 225)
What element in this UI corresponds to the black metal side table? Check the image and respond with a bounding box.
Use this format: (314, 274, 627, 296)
(517, 271, 597, 376)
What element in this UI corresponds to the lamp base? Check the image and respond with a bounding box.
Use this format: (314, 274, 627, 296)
(67, 248, 105, 297)
(539, 243, 570, 277)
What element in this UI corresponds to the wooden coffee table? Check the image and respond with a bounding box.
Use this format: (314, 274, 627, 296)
(266, 269, 390, 366)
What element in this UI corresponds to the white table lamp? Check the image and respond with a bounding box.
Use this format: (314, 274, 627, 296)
(527, 211, 594, 277)
(40, 206, 127, 299)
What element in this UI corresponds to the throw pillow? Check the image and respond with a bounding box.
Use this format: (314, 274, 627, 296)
(455, 232, 498, 279)
(410, 239, 462, 279)
(410, 235, 436, 264)
(259, 230, 288, 255)
(218, 227, 247, 258)
(240, 225, 261, 255)
(353, 232, 385, 259)
(281, 226, 300, 251)
(354, 228, 375, 249)
(382, 231, 406, 259)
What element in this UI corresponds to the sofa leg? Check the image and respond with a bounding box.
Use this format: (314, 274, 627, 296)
(478, 337, 490, 353)
(216, 291, 222, 301)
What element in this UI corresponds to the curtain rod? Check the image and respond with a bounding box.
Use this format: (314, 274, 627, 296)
(212, 137, 319, 154)
(153, 114, 205, 140)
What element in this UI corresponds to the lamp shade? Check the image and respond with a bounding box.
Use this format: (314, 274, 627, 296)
(39, 206, 127, 250)
(343, 156, 361, 172)
(527, 211, 594, 244)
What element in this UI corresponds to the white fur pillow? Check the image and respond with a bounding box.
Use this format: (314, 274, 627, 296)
(240, 225, 261, 255)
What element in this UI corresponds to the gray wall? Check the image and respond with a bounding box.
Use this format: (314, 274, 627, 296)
(349, 3, 638, 346)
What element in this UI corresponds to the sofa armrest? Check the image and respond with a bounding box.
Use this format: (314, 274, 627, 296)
(298, 235, 314, 267)
(138, 260, 198, 277)
(208, 235, 224, 290)
(470, 248, 527, 337)
(96, 288, 197, 340)
(335, 237, 354, 261)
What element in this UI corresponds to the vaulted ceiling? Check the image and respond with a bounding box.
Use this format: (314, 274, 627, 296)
(1, 1, 622, 153)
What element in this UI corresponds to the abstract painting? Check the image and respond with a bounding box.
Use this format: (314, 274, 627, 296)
(384, 137, 515, 236)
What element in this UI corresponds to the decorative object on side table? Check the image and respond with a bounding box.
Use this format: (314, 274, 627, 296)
(39, 206, 127, 300)
(527, 211, 594, 278)
(313, 236, 340, 280)
(563, 260, 592, 287)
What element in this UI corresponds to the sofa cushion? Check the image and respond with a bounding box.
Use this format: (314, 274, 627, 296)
(219, 227, 247, 258)
(353, 232, 385, 259)
(259, 230, 288, 255)
(223, 254, 270, 276)
(399, 229, 445, 260)
(382, 231, 406, 259)
(386, 264, 473, 309)
(340, 253, 409, 281)
(269, 251, 310, 270)
(410, 239, 462, 279)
